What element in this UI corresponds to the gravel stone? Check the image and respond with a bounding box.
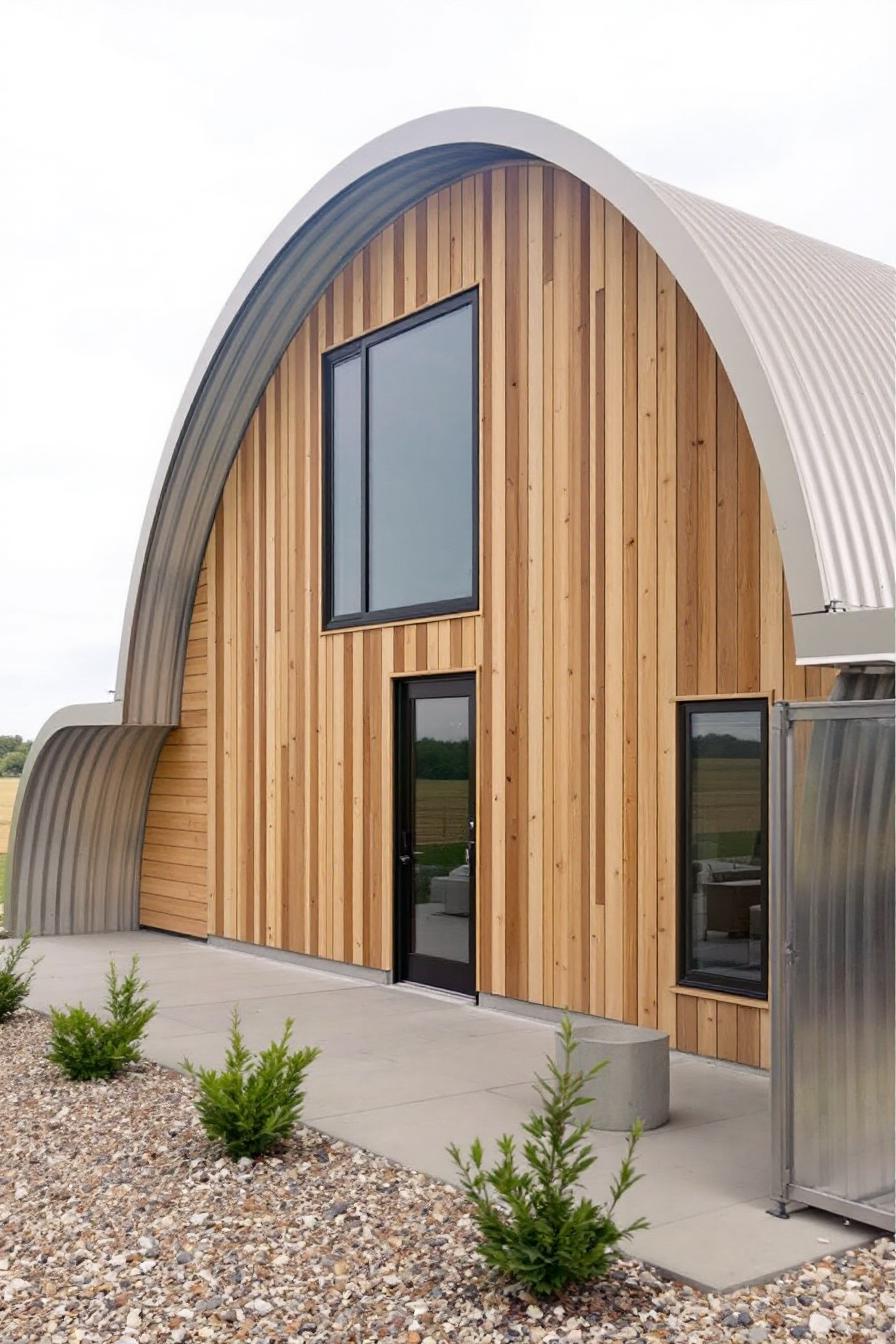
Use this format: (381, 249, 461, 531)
(1, 1010, 893, 1343)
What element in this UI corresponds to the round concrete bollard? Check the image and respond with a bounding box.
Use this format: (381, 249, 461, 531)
(555, 1021, 670, 1131)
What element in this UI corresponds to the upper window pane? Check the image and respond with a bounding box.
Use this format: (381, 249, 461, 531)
(681, 704, 767, 995)
(323, 292, 477, 628)
(331, 355, 363, 618)
(368, 304, 474, 613)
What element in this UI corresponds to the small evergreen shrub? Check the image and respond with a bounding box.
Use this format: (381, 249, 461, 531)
(0, 931, 40, 1022)
(449, 1015, 647, 1297)
(183, 1011, 320, 1160)
(48, 956, 156, 1080)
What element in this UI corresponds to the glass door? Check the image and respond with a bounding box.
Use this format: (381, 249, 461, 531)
(395, 675, 475, 994)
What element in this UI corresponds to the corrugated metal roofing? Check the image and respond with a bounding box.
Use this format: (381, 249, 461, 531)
(647, 177, 895, 613)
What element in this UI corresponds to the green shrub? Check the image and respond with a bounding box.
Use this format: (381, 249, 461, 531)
(183, 1011, 320, 1160)
(449, 1016, 647, 1297)
(48, 956, 156, 1080)
(0, 931, 40, 1021)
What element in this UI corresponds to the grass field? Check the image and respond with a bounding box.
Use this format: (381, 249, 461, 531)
(0, 777, 17, 851)
(412, 780, 469, 903)
(0, 777, 18, 914)
(691, 758, 762, 861)
(414, 778, 468, 845)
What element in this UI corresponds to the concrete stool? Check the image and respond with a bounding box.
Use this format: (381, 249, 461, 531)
(555, 1021, 670, 1131)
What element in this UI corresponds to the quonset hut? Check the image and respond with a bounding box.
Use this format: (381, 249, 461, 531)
(8, 111, 894, 1091)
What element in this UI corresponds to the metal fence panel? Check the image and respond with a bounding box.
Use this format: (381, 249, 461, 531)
(771, 679, 894, 1232)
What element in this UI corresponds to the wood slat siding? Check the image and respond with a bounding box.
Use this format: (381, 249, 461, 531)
(139, 562, 209, 938)
(137, 166, 838, 1064)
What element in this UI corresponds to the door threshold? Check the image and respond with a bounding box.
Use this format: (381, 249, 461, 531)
(393, 981, 477, 1005)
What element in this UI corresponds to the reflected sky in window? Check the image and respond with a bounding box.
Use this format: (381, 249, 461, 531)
(368, 305, 473, 612)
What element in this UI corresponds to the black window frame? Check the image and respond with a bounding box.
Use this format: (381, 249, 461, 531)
(322, 287, 479, 631)
(677, 697, 769, 1000)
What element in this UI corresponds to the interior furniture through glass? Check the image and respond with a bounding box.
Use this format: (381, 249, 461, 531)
(679, 699, 768, 997)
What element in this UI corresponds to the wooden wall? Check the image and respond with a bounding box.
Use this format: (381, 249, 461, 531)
(138, 559, 209, 937)
(138, 164, 836, 1064)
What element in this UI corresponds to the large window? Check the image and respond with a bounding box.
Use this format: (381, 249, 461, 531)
(323, 290, 478, 628)
(679, 699, 768, 997)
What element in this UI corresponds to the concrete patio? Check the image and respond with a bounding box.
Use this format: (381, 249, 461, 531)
(22, 930, 876, 1291)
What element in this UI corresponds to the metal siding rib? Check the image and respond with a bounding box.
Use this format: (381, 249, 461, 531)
(7, 720, 168, 935)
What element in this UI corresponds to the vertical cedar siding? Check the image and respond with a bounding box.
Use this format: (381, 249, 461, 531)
(138, 165, 838, 1065)
(138, 561, 209, 938)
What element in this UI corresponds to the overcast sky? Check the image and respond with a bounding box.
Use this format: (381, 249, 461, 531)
(2, 0, 893, 738)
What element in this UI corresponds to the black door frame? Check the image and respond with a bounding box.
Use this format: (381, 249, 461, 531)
(394, 673, 476, 995)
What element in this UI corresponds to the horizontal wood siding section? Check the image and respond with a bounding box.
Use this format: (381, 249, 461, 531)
(137, 167, 838, 1062)
(138, 563, 209, 938)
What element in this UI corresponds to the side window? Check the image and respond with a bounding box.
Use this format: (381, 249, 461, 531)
(324, 291, 478, 628)
(679, 699, 768, 998)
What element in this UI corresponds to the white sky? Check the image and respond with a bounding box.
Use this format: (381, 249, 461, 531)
(1, 0, 893, 739)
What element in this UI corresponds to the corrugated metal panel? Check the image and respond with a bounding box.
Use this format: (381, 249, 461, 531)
(647, 179, 896, 613)
(772, 671, 894, 1229)
(7, 715, 168, 935)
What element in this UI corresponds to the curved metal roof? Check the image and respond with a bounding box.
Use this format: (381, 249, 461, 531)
(646, 176, 895, 617)
(7, 106, 895, 935)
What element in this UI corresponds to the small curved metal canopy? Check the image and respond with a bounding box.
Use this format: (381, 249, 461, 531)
(7, 107, 895, 935)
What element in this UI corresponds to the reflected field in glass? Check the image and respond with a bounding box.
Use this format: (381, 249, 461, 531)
(411, 696, 470, 965)
(682, 704, 766, 992)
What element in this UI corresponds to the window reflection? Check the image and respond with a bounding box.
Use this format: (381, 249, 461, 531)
(411, 697, 471, 964)
(324, 294, 476, 626)
(330, 356, 363, 617)
(681, 704, 767, 993)
(369, 305, 474, 612)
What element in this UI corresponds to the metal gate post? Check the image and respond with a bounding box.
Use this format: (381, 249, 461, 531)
(769, 700, 794, 1217)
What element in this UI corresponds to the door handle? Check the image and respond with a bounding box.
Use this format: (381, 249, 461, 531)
(399, 853, 411, 866)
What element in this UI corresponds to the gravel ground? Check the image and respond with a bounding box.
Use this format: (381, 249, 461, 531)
(0, 1011, 892, 1344)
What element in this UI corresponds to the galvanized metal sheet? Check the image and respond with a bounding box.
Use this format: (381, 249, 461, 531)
(772, 671, 895, 1230)
(5, 706, 168, 935)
